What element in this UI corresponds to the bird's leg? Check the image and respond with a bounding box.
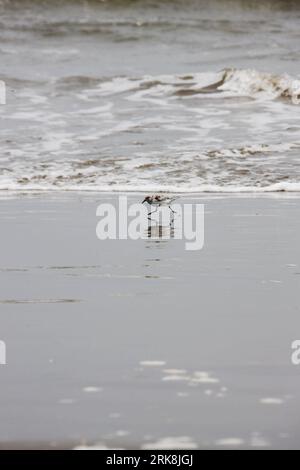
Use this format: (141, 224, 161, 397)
(169, 206, 176, 214)
(148, 206, 158, 217)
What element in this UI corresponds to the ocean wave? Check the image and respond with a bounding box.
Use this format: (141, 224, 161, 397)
(89, 69, 300, 105)
(1, 68, 300, 194)
(4, 68, 300, 104)
(218, 69, 300, 105)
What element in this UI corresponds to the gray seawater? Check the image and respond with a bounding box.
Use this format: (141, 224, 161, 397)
(1, 0, 300, 192)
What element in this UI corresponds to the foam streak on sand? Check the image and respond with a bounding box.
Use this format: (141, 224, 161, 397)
(2, 180, 300, 195)
(142, 437, 198, 450)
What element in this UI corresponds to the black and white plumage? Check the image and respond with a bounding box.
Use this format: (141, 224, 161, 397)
(142, 194, 177, 216)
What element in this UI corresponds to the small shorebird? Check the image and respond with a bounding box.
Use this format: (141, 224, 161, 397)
(142, 194, 177, 216)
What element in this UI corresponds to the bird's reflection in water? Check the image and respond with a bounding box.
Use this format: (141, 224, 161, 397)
(145, 217, 175, 242)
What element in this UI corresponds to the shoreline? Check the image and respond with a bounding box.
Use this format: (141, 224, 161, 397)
(1, 190, 300, 199)
(1, 188, 300, 197)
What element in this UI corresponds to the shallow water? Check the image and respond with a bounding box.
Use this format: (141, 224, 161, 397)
(0, 0, 300, 192)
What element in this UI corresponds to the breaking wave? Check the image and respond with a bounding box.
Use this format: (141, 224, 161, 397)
(1, 68, 300, 194)
(56, 68, 300, 104)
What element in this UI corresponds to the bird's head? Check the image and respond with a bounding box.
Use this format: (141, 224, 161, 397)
(142, 196, 151, 204)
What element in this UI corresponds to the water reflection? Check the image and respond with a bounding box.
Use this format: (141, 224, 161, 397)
(145, 217, 175, 242)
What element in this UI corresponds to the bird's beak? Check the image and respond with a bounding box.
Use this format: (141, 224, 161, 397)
(142, 198, 147, 204)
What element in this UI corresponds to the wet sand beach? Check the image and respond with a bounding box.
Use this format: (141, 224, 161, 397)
(1, 0, 300, 451)
(0, 193, 300, 450)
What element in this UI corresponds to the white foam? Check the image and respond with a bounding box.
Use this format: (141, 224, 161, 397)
(85, 69, 300, 105)
(160, 369, 221, 388)
(219, 69, 300, 104)
(215, 438, 244, 447)
(162, 375, 189, 382)
(2, 181, 300, 194)
(74, 443, 124, 450)
(163, 369, 187, 375)
(189, 371, 220, 384)
(190, 377, 220, 384)
(142, 436, 198, 450)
